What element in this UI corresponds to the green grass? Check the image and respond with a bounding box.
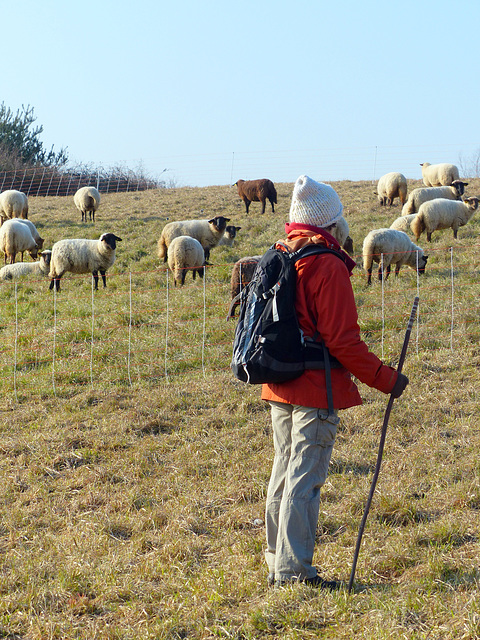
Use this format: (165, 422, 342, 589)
(0, 179, 480, 637)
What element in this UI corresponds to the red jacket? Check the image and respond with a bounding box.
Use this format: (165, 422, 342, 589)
(261, 225, 398, 409)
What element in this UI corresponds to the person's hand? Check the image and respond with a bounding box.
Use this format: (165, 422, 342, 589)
(391, 373, 409, 398)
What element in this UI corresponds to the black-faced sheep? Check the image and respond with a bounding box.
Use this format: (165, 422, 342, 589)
(402, 182, 468, 215)
(420, 162, 460, 187)
(234, 179, 277, 214)
(74, 186, 101, 222)
(49, 232, 122, 292)
(218, 225, 242, 247)
(411, 196, 479, 242)
(362, 228, 428, 285)
(0, 250, 52, 280)
(0, 190, 28, 224)
(376, 172, 407, 206)
(0, 219, 39, 264)
(167, 235, 205, 287)
(157, 216, 230, 263)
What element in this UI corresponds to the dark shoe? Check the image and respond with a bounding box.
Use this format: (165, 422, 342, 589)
(304, 575, 341, 590)
(275, 574, 341, 590)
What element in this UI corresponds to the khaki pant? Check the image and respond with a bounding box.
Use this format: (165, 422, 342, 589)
(265, 401, 339, 581)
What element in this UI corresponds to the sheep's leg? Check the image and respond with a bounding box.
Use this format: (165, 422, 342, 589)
(49, 277, 61, 292)
(385, 265, 391, 280)
(395, 264, 401, 277)
(270, 199, 275, 213)
(427, 231, 432, 242)
(92, 270, 100, 290)
(261, 200, 266, 214)
(367, 268, 373, 285)
(244, 199, 251, 214)
(377, 266, 383, 281)
(453, 229, 458, 239)
(100, 270, 108, 287)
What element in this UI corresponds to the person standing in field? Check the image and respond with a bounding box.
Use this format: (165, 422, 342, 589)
(261, 175, 409, 589)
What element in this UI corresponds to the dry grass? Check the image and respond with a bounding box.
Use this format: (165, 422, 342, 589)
(1, 178, 480, 638)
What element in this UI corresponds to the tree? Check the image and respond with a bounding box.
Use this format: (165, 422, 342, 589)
(0, 103, 68, 171)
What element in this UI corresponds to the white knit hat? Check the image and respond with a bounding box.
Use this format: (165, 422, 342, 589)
(289, 175, 343, 228)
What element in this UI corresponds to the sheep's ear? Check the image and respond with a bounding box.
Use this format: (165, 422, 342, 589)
(236, 227, 241, 231)
(463, 182, 469, 186)
(208, 218, 215, 224)
(114, 235, 123, 241)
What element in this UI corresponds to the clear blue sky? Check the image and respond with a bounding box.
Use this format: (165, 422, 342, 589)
(4, 0, 480, 187)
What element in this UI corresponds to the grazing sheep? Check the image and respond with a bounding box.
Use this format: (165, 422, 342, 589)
(218, 225, 242, 247)
(0, 219, 38, 264)
(16, 219, 44, 253)
(420, 162, 460, 187)
(362, 228, 428, 285)
(0, 190, 28, 224)
(157, 216, 230, 262)
(390, 214, 417, 234)
(227, 255, 262, 318)
(376, 172, 407, 206)
(74, 186, 101, 222)
(411, 196, 479, 242)
(329, 217, 354, 255)
(234, 179, 277, 214)
(49, 232, 122, 292)
(167, 235, 205, 287)
(0, 250, 52, 281)
(401, 181, 468, 215)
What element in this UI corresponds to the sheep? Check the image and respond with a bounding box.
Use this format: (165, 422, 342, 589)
(401, 181, 468, 215)
(328, 217, 354, 255)
(17, 219, 44, 253)
(0, 190, 28, 224)
(218, 225, 242, 247)
(234, 179, 277, 214)
(376, 172, 407, 206)
(0, 250, 52, 281)
(74, 186, 101, 222)
(362, 228, 428, 285)
(420, 162, 460, 187)
(167, 235, 205, 287)
(411, 196, 479, 242)
(0, 219, 39, 264)
(227, 255, 262, 318)
(49, 232, 122, 292)
(157, 216, 230, 263)
(390, 214, 417, 234)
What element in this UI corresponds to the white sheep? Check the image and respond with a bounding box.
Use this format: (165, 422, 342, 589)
(401, 181, 467, 215)
(218, 225, 242, 247)
(49, 232, 122, 291)
(411, 196, 479, 242)
(362, 228, 428, 285)
(0, 219, 38, 264)
(0, 190, 28, 224)
(376, 172, 407, 206)
(167, 235, 205, 286)
(420, 162, 460, 187)
(16, 219, 44, 252)
(74, 186, 101, 222)
(329, 216, 354, 255)
(157, 215, 230, 262)
(0, 250, 52, 281)
(390, 214, 417, 234)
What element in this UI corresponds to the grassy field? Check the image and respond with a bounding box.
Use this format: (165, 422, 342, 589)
(1, 178, 480, 638)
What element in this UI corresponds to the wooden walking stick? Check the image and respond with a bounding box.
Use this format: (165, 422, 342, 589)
(348, 296, 419, 593)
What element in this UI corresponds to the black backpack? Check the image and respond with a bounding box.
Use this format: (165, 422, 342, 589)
(230, 242, 346, 410)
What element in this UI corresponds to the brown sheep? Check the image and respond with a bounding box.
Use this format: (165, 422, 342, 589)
(226, 255, 262, 319)
(234, 179, 277, 214)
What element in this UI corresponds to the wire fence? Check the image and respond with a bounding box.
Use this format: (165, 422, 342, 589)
(0, 242, 477, 401)
(0, 166, 161, 198)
